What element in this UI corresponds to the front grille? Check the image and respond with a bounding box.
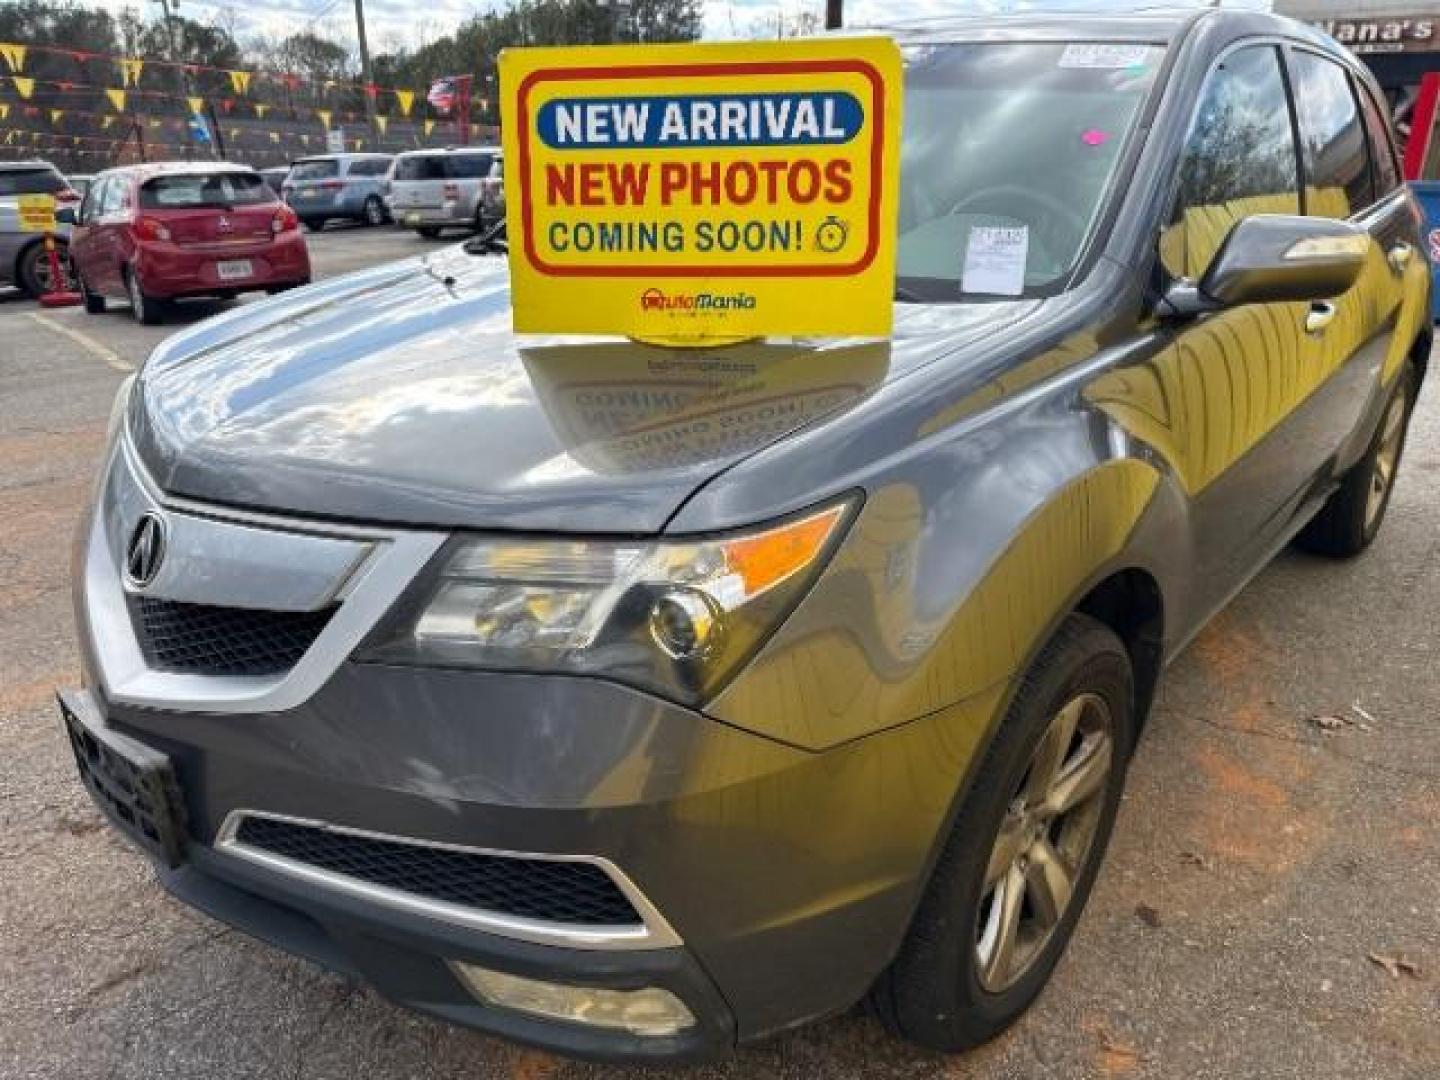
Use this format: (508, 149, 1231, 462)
(231, 816, 641, 927)
(131, 597, 335, 678)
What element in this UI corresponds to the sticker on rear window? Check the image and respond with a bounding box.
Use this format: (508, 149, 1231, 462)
(962, 226, 1028, 297)
(1059, 43, 1150, 70)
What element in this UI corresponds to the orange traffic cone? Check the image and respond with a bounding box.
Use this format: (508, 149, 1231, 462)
(38, 232, 81, 308)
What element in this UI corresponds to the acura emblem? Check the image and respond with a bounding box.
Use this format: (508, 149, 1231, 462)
(125, 513, 167, 589)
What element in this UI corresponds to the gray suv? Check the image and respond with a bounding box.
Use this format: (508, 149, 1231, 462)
(282, 153, 393, 231)
(61, 10, 1432, 1064)
(0, 160, 79, 295)
(388, 146, 499, 237)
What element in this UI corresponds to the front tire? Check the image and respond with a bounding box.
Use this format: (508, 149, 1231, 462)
(1295, 365, 1415, 558)
(362, 196, 386, 227)
(871, 614, 1135, 1052)
(302, 218, 326, 233)
(79, 272, 105, 314)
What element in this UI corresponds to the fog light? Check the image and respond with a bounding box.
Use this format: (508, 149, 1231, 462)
(452, 963, 696, 1038)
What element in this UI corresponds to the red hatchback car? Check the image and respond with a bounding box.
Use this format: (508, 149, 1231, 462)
(68, 162, 310, 324)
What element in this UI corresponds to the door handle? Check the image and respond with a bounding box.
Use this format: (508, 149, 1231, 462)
(1388, 242, 1414, 273)
(1305, 301, 1337, 335)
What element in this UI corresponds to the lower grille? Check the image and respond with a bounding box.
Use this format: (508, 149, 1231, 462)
(131, 597, 334, 678)
(229, 815, 642, 927)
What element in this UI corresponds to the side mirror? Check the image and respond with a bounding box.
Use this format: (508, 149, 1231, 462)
(55, 206, 76, 226)
(1163, 214, 1367, 318)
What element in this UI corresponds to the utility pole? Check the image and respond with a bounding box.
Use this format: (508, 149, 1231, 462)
(825, 0, 843, 30)
(353, 0, 377, 136)
(151, 0, 200, 159)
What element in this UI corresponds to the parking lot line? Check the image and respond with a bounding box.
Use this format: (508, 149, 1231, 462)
(28, 311, 135, 373)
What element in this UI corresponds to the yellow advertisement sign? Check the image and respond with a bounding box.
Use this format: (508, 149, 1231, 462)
(16, 193, 55, 232)
(499, 37, 903, 341)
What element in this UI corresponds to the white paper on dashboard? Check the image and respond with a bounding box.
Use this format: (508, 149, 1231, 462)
(962, 226, 1029, 297)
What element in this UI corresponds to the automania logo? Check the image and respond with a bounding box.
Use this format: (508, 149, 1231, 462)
(639, 287, 758, 313)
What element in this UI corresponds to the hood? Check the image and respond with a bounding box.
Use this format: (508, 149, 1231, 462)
(132, 246, 1040, 534)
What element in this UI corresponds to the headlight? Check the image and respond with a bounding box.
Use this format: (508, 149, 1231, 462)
(361, 498, 855, 704)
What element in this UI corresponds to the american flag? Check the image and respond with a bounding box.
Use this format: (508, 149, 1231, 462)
(427, 78, 456, 115)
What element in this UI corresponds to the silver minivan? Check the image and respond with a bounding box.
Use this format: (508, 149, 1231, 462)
(282, 153, 393, 231)
(387, 147, 499, 238)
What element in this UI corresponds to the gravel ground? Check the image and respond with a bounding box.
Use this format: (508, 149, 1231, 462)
(2, 226, 1436, 1079)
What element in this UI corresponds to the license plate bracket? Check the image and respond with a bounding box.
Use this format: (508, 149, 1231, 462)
(58, 691, 187, 868)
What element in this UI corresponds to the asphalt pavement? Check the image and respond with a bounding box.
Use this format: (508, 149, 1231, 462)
(1, 224, 1436, 1079)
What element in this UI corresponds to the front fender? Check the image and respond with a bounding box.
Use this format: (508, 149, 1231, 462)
(711, 455, 1167, 751)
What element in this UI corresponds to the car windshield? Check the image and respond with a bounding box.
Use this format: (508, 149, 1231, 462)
(139, 172, 273, 209)
(0, 167, 66, 196)
(898, 40, 1164, 300)
(289, 160, 340, 182)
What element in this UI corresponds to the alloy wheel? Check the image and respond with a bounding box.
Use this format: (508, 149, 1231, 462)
(365, 198, 384, 226)
(1365, 391, 1407, 531)
(975, 692, 1114, 993)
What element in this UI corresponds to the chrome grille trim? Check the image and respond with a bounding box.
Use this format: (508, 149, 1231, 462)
(215, 810, 682, 951)
(82, 434, 446, 714)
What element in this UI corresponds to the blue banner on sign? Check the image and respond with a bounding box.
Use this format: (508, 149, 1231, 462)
(536, 92, 864, 150)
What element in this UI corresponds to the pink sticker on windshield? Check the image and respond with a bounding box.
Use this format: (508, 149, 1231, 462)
(1081, 129, 1111, 147)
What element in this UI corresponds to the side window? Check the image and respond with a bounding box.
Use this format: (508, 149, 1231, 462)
(98, 178, 123, 217)
(79, 177, 104, 224)
(1352, 76, 1400, 196)
(1162, 45, 1299, 281)
(1288, 51, 1373, 217)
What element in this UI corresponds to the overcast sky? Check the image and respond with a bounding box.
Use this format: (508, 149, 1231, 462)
(83, 0, 971, 54)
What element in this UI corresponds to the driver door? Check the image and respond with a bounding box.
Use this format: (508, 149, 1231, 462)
(1100, 45, 1311, 622)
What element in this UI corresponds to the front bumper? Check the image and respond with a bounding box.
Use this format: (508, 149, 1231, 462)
(65, 436, 986, 1061)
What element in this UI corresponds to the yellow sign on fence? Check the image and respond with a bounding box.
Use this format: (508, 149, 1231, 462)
(16, 192, 56, 233)
(499, 37, 903, 341)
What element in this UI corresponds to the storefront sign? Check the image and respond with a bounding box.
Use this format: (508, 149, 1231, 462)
(1310, 15, 1436, 54)
(499, 38, 903, 340)
(16, 193, 55, 232)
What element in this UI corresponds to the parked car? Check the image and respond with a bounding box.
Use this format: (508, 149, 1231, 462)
(68, 162, 310, 324)
(387, 146, 499, 237)
(61, 9, 1431, 1064)
(0, 160, 80, 297)
(259, 165, 290, 196)
(282, 153, 392, 230)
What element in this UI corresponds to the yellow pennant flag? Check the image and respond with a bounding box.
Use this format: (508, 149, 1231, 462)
(0, 103, 9, 120)
(0, 43, 26, 73)
(120, 58, 144, 86)
(12, 75, 34, 99)
(228, 70, 252, 94)
(255, 103, 269, 119)
(423, 118, 435, 137)
(394, 89, 414, 116)
(375, 115, 388, 135)
(187, 96, 203, 115)
(70, 135, 80, 147)
(100, 115, 116, 129)
(316, 109, 332, 129)
(105, 88, 126, 112)
(49, 108, 64, 125)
